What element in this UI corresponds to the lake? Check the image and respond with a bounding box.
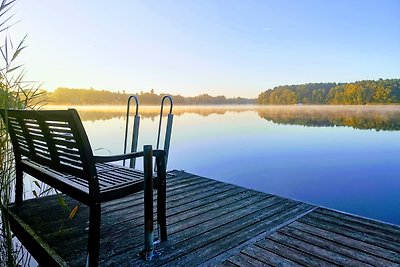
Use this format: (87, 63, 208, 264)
(44, 105, 400, 225)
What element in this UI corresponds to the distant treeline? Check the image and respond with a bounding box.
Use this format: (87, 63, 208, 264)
(46, 88, 255, 105)
(257, 79, 400, 105)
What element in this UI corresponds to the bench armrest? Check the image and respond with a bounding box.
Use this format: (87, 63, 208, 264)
(93, 149, 166, 163)
(94, 151, 144, 163)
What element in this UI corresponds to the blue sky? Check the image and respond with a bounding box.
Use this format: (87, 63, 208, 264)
(12, 0, 400, 98)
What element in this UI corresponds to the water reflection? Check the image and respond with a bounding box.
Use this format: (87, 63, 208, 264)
(46, 105, 400, 131)
(45, 105, 257, 121)
(258, 105, 400, 131)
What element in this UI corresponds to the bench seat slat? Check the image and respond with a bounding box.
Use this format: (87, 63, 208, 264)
(32, 139, 47, 145)
(46, 122, 72, 128)
(52, 139, 79, 149)
(55, 145, 79, 154)
(21, 133, 47, 143)
(21, 159, 147, 203)
(69, 177, 90, 188)
(51, 133, 76, 142)
(99, 171, 137, 183)
(20, 159, 90, 204)
(32, 142, 50, 152)
(34, 150, 51, 160)
(58, 156, 83, 168)
(47, 126, 74, 133)
(57, 150, 82, 161)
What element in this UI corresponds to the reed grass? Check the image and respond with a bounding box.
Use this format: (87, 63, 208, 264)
(0, 1, 44, 265)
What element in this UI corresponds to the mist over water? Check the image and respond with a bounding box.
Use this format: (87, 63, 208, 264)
(47, 105, 400, 225)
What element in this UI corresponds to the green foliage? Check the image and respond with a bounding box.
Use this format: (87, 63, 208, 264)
(46, 88, 256, 105)
(257, 79, 400, 105)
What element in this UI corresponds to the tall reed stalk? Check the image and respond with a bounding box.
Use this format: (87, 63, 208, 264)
(0, 0, 44, 265)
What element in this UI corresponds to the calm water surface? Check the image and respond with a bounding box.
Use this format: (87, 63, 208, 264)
(51, 105, 400, 225)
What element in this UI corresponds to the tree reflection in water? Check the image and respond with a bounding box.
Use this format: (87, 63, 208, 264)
(257, 105, 400, 131)
(45, 105, 400, 131)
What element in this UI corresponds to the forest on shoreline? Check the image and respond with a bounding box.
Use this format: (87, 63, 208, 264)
(257, 79, 400, 105)
(40, 78, 400, 106)
(44, 88, 255, 105)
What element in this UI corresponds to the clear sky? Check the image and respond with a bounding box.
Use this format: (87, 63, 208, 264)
(11, 0, 400, 98)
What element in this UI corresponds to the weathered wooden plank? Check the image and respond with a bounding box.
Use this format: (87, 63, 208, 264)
(166, 183, 235, 207)
(312, 208, 400, 244)
(63, 187, 257, 263)
(166, 189, 260, 225)
(218, 261, 240, 267)
(99, 188, 257, 249)
(165, 196, 278, 239)
(201, 206, 317, 267)
(281, 225, 391, 266)
(228, 250, 270, 267)
(300, 213, 400, 253)
(186, 203, 314, 267)
(316, 208, 400, 235)
(141, 200, 301, 266)
(59, 186, 250, 262)
(103, 179, 225, 215)
(11, 199, 84, 242)
(101, 185, 239, 231)
(241, 243, 298, 266)
(166, 186, 253, 216)
(269, 231, 372, 266)
(107, 197, 289, 266)
(97, 192, 276, 265)
(7, 209, 69, 267)
(256, 234, 336, 267)
(168, 171, 215, 186)
(22, 180, 232, 243)
(106, 177, 220, 212)
(102, 174, 216, 209)
(169, 196, 288, 242)
(289, 221, 400, 265)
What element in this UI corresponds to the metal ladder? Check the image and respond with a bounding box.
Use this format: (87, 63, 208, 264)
(123, 95, 140, 168)
(156, 95, 173, 167)
(123, 95, 174, 168)
(123, 95, 173, 260)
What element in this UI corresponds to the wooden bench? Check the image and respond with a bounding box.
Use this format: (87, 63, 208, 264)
(1, 109, 167, 266)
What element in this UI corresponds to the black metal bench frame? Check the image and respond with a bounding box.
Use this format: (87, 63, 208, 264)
(1, 109, 167, 266)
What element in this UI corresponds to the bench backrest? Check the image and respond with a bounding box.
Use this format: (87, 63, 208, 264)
(1, 109, 97, 185)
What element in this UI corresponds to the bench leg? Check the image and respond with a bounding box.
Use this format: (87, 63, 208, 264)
(86, 203, 101, 267)
(15, 165, 23, 205)
(156, 156, 167, 242)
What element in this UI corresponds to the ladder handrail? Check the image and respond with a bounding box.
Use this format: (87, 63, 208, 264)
(156, 95, 173, 166)
(123, 94, 174, 170)
(123, 95, 140, 167)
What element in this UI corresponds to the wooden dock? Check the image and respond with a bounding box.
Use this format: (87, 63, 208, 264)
(7, 170, 400, 266)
